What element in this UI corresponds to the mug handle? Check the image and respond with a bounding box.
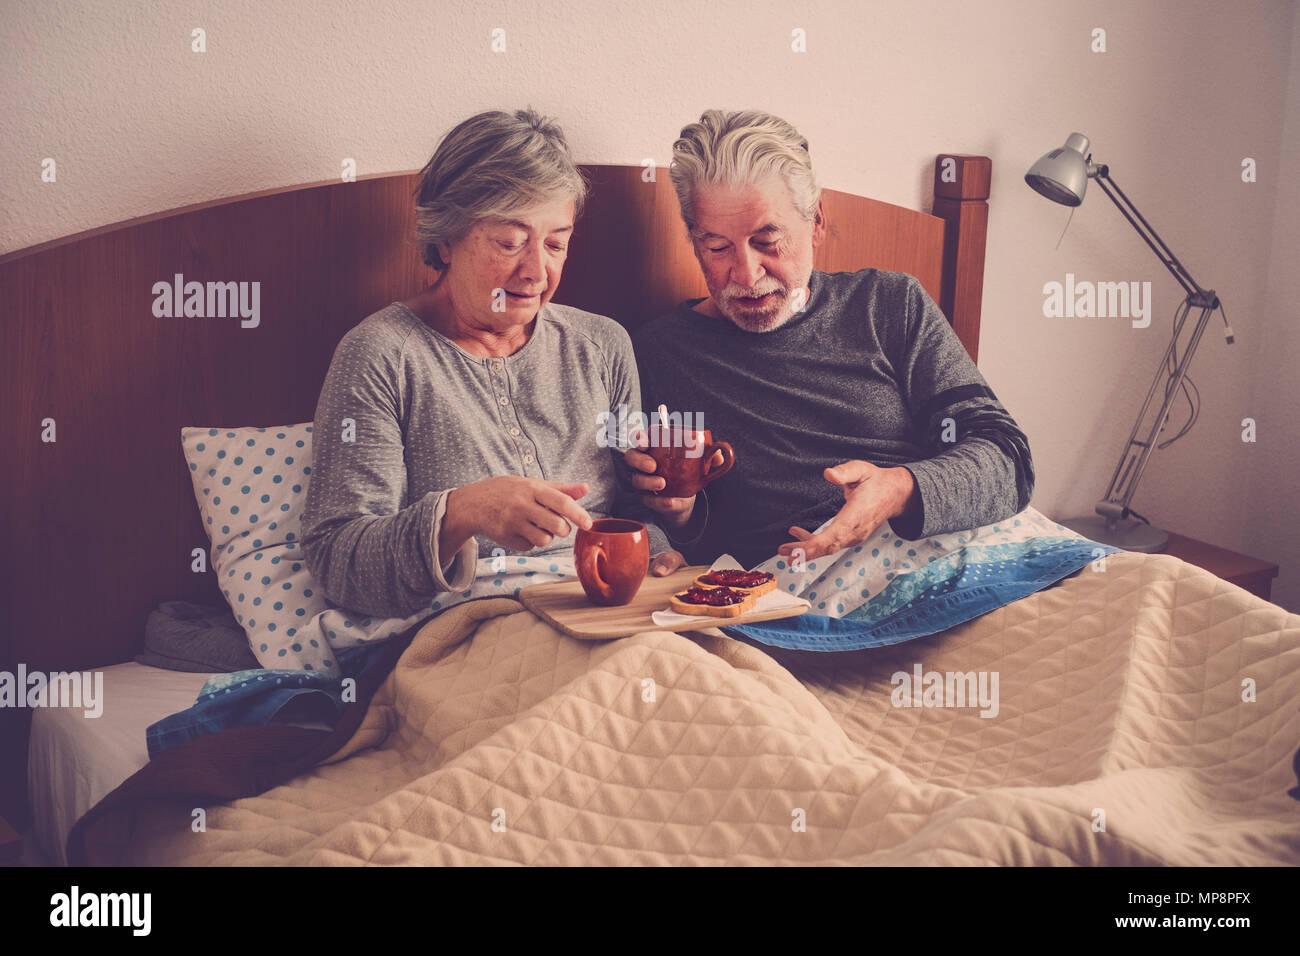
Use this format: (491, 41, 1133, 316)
(700, 442, 735, 486)
(577, 543, 615, 603)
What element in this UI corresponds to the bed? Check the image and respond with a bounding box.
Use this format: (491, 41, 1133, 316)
(3, 156, 1297, 866)
(26, 663, 215, 866)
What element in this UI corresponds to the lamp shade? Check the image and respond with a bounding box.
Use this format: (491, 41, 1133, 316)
(1025, 132, 1092, 206)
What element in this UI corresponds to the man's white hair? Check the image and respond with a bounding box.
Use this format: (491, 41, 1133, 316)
(669, 109, 820, 232)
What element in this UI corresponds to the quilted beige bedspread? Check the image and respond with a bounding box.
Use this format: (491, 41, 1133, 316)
(118, 552, 1300, 865)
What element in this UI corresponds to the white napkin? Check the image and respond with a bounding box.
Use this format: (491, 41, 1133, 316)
(651, 554, 810, 627)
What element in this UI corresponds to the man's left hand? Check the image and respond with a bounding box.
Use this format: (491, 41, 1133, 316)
(650, 549, 687, 576)
(776, 461, 918, 561)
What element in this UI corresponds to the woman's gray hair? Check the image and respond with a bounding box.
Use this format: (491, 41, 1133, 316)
(413, 108, 587, 270)
(669, 110, 819, 232)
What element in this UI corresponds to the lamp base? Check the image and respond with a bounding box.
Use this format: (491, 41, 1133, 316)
(1057, 515, 1169, 553)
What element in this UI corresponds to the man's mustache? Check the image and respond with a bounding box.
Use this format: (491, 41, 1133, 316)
(723, 283, 785, 299)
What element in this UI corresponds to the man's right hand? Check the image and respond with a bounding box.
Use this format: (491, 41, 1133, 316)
(444, 476, 593, 553)
(624, 430, 716, 529)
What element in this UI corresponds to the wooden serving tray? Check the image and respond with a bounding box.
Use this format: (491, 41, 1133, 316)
(517, 565, 807, 640)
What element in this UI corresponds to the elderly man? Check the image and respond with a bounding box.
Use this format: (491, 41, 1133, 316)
(631, 109, 1034, 573)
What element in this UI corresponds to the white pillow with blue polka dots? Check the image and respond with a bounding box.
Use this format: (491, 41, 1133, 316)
(180, 424, 429, 673)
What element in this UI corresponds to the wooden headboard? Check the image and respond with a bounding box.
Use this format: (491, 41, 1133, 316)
(0, 156, 990, 820)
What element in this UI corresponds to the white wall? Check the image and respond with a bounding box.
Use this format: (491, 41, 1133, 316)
(3, 0, 1297, 606)
(1245, 8, 1300, 612)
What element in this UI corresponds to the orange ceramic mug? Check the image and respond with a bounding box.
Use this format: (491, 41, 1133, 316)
(575, 518, 650, 606)
(645, 425, 735, 498)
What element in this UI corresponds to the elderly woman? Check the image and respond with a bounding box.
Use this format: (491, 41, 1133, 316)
(301, 109, 682, 620)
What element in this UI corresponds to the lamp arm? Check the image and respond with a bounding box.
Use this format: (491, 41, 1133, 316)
(1092, 168, 1216, 307)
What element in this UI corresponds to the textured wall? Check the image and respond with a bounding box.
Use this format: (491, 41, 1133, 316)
(1245, 13, 1300, 612)
(2, 0, 1297, 606)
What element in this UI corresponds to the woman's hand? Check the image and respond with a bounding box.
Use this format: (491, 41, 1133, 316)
(443, 476, 594, 554)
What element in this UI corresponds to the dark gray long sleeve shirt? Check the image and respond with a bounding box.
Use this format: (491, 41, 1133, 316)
(301, 301, 671, 619)
(632, 269, 1035, 569)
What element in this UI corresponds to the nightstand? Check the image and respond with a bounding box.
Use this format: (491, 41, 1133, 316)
(0, 813, 20, 863)
(1160, 531, 1279, 601)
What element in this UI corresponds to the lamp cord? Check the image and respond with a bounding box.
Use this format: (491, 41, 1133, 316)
(1055, 206, 1076, 251)
(1156, 298, 1200, 450)
(1152, 297, 1233, 451)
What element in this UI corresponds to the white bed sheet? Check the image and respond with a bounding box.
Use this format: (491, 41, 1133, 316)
(27, 662, 215, 866)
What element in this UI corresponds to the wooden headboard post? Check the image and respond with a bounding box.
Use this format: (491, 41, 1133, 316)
(931, 154, 993, 363)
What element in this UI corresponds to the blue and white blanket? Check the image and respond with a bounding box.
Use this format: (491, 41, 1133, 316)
(722, 505, 1118, 650)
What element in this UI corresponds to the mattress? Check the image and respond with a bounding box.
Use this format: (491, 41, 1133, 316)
(27, 662, 215, 866)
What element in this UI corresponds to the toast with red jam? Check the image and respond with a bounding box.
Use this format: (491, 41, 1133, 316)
(692, 568, 776, 598)
(668, 585, 757, 618)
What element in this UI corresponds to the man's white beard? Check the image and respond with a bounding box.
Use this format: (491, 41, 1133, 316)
(718, 288, 794, 333)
